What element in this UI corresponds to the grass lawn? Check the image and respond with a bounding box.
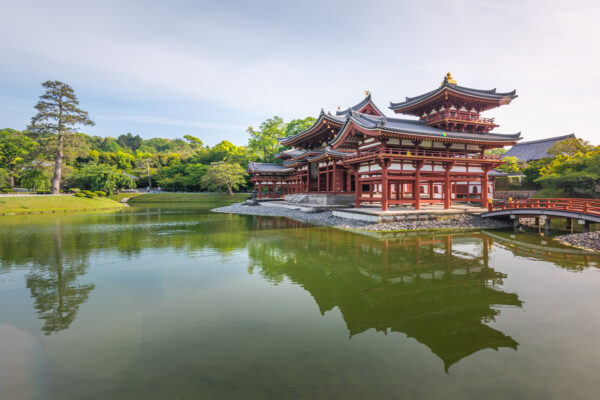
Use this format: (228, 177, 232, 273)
(108, 193, 145, 202)
(127, 192, 250, 204)
(0, 195, 125, 215)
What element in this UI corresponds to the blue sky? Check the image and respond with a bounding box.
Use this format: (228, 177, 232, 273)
(1, 0, 599, 146)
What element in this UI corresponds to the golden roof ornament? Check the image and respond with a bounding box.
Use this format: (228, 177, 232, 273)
(442, 72, 457, 86)
(365, 90, 370, 96)
(337, 106, 341, 111)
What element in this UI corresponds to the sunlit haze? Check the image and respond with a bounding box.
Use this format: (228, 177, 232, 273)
(1, 0, 598, 146)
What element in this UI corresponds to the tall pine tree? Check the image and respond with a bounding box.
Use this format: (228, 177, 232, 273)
(29, 81, 94, 194)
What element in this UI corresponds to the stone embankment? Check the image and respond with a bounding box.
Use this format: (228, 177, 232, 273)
(212, 203, 510, 232)
(555, 232, 600, 252)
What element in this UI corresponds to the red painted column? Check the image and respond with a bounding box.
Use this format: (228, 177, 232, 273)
(332, 162, 337, 193)
(414, 163, 422, 210)
(317, 165, 321, 193)
(481, 168, 489, 206)
(354, 169, 361, 208)
(444, 165, 451, 209)
(326, 163, 330, 192)
(381, 160, 389, 211)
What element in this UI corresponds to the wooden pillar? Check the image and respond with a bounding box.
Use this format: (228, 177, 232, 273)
(317, 165, 321, 193)
(545, 218, 552, 232)
(566, 218, 573, 230)
(332, 162, 337, 193)
(354, 168, 361, 208)
(414, 161, 423, 210)
(444, 163, 453, 209)
(257, 181, 261, 199)
(481, 167, 489, 206)
(380, 159, 389, 211)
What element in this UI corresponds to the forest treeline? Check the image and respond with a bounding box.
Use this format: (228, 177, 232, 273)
(0, 81, 315, 194)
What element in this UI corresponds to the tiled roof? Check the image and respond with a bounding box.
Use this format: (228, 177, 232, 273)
(336, 93, 385, 117)
(330, 112, 521, 146)
(306, 148, 353, 162)
(503, 134, 575, 162)
(389, 82, 517, 111)
(274, 149, 305, 159)
(279, 111, 345, 145)
(247, 162, 293, 174)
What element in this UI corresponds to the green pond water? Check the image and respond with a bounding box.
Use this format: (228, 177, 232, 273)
(1, 204, 600, 399)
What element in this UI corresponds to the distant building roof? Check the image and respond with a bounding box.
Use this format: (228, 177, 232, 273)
(247, 162, 293, 174)
(503, 134, 575, 162)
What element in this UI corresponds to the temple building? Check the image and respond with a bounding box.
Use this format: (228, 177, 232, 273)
(248, 73, 521, 210)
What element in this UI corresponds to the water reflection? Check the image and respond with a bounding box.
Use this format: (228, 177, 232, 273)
(246, 225, 523, 371)
(0, 206, 598, 370)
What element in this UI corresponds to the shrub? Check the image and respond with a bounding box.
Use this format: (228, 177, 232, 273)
(75, 192, 86, 197)
(83, 190, 94, 195)
(36, 190, 51, 194)
(86, 192, 98, 198)
(70, 188, 81, 193)
(1, 188, 14, 193)
(94, 191, 107, 197)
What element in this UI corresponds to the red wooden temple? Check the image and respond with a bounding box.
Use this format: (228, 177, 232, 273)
(248, 73, 520, 210)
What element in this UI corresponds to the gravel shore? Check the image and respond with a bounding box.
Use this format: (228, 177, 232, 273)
(212, 203, 511, 232)
(555, 232, 600, 252)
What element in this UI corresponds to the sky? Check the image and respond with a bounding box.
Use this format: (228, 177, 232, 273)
(1, 0, 599, 147)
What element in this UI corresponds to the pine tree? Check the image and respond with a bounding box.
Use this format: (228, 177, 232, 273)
(28, 81, 94, 194)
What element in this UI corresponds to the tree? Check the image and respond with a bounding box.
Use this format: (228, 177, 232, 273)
(247, 116, 286, 162)
(184, 135, 204, 149)
(284, 117, 316, 137)
(201, 162, 247, 196)
(497, 156, 521, 174)
(536, 171, 598, 197)
(547, 137, 595, 157)
(0, 168, 9, 187)
(71, 164, 135, 194)
(117, 132, 143, 151)
(28, 81, 95, 194)
(0, 129, 37, 187)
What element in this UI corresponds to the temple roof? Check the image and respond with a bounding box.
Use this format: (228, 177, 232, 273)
(274, 149, 306, 159)
(279, 111, 345, 147)
(503, 134, 575, 162)
(306, 147, 353, 163)
(336, 93, 385, 117)
(329, 111, 521, 147)
(247, 162, 293, 174)
(389, 74, 517, 114)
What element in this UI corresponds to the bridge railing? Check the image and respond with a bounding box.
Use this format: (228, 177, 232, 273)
(488, 198, 600, 216)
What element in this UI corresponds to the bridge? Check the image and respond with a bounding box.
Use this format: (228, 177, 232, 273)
(482, 198, 600, 232)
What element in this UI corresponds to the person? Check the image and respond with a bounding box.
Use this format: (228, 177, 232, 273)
(146, 186, 150, 193)
(157, 186, 161, 193)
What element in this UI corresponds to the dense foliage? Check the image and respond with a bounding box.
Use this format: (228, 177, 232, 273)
(1, 81, 315, 194)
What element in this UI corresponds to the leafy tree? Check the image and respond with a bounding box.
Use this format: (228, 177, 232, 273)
(184, 135, 204, 148)
(201, 162, 247, 196)
(485, 148, 507, 156)
(0, 168, 9, 187)
(247, 116, 286, 162)
(71, 164, 135, 194)
(547, 137, 595, 157)
(135, 153, 158, 188)
(20, 167, 52, 191)
(0, 128, 38, 187)
(498, 156, 521, 174)
(536, 171, 598, 197)
(284, 117, 316, 137)
(117, 132, 143, 151)
(28, 81, 95, 194)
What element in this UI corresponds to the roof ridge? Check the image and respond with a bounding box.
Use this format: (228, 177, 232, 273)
(512, 133, 574, 146)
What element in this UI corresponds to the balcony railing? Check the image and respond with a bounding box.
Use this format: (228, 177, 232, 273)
(424, 112, 495, 125)
(344, 147, 502, 161)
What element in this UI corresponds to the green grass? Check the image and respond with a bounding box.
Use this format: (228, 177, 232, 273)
(108, 192, 144, 202)
(0, 195, 125, 215)
(127, 192, 250, 204)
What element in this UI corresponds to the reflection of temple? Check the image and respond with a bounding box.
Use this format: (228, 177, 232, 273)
(247, 226, 522, 371)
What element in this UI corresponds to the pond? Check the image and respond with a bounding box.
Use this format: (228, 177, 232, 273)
(1, 204, 600, 399)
